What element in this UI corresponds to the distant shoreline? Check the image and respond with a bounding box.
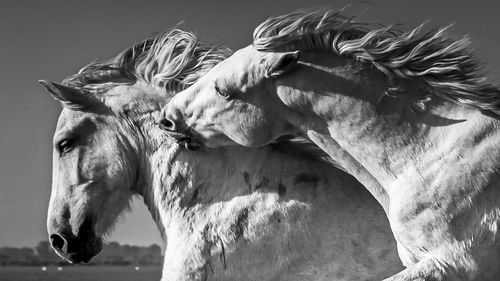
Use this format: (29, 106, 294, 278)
(0, 241, 163, 267)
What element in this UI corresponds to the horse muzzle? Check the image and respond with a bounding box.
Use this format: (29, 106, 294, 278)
(162, 129, 205, 151)
(49, 232, 103, 264)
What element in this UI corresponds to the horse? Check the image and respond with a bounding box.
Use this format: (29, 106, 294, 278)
(40, 29, 402, 281)
(159, 9, 500, 281)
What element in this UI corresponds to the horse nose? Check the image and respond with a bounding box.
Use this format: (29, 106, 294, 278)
(159, 109, 183, 132)
(159, 117, 177, 131)
(50, 233, 69, 253)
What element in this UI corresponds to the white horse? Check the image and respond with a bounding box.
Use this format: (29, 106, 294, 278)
(160, 9, 500, 281)
(40, 29, 401, 281)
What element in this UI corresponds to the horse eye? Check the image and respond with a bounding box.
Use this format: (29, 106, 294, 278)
(215, 86, 231, 99)
(57, 138, 74, 155)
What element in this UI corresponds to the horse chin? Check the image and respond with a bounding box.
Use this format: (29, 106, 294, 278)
(64, 253, 94, 264)
(164, 129, 205, 150)
(59, 236, 104, 264)
(177, 136, 204, 151)
(184, 142, 202, 151)
(180, 139, 202, 151)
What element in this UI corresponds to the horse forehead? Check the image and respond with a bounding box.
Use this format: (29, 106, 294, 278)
(231, 46, 263, 69)
(54, 109, 99, 137)
(56, 109, 85, 129)
(215, 46, 263, 85)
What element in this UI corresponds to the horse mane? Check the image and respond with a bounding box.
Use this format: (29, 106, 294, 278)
(63, 28, 232, 94)
(253, 8, 500, 114)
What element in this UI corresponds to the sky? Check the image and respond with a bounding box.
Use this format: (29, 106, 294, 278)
(0, 0, 499, 248)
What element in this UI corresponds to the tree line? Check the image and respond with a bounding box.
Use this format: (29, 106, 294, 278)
(0, 241, 163, 266)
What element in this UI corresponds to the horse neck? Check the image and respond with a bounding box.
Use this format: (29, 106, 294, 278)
(278, 51, 494, 194)
(114, 88, 297, 239)
(139, 123, 344, 238)
(132, 109, 289, 231)
(151, 144, 295, 214)
(112, 108, 166, 235)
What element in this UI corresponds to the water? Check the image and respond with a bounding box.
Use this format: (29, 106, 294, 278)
(0, 266, 162, 281)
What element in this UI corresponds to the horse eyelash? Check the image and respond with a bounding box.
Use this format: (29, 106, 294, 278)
(215, 85, 231, 99)
(56, 138, 75, 155)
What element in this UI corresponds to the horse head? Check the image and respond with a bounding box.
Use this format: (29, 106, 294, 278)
(40, 81, 141, 263)
(159, 46, 302, 149)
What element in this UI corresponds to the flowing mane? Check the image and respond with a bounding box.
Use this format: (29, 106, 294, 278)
(63, 29, 232, 93)
(253, 8, 500, 114)
(60, 26, 335, 165)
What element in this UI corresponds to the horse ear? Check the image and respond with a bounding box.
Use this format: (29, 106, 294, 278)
(265, 51, 301, 78)
(38, 80, 108, 112)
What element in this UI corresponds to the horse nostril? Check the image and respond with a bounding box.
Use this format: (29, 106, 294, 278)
(50, 233, 68, 253)
(159, 117, 177, 131)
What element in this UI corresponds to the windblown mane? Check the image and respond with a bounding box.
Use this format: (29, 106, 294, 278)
(253, 9, 500, 114)
(63, 29, 232, 93)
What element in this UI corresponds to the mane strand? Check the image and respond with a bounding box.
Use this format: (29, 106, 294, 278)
(253, 8, 500, 115)
(63, 29, 232, 94)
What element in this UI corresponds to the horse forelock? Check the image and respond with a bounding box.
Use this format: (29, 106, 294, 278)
(253, 8, 500, 115)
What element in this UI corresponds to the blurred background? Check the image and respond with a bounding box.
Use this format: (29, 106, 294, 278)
(0, 0, 499, 279)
